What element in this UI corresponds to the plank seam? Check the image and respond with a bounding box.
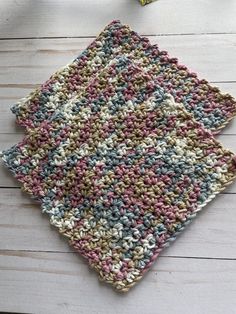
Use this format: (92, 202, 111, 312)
(0, 249, 235, 261)
(0, 32, 236, 40)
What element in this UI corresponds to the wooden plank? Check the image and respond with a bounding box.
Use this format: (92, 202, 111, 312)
(1, 0, 236, 38)
(0, 133, 24, 150)
(0, 189, 236, 259)
(0, 251, 236, 314)
(0, 188, 72, 253)
(217, 134, 236, 152)
(0, 35, 236, 83)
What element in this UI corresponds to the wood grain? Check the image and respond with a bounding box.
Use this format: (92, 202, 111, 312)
(0, 251, 236, 314)
(0, 35, 236, 84)
(1, 0, 236, 38)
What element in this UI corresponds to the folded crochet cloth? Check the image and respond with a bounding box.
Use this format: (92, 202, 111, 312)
(2, 56, 236, 291)
(12, 20, 236, 134)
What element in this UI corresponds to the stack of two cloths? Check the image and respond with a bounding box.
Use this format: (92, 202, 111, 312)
(1, 20, 236, 292)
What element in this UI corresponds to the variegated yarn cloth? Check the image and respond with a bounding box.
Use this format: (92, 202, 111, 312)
(1, 21, 236, 292)
(12, 21, 236, 133)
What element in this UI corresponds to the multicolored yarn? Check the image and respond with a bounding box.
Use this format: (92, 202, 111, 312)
(12, 20, 236, 134)
(1, 21, 236, 291)
(2, 54, 236, 291)
(140, 0, 156, 5)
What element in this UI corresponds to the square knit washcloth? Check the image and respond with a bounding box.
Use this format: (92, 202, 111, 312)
(2, 59, 236, 292)
(11, 20, 236, 134)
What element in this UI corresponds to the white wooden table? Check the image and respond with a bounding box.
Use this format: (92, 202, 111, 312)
(0, 1, 236, 313)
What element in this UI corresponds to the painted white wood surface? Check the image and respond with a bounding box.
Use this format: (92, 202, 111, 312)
(1, 0, 236, 37)
(0, 0, 236, 313)
(1, 252, 236, 314)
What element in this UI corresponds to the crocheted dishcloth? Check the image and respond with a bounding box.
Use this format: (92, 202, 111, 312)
(2, 58, 236, 291)
(11, 20, 236, 134)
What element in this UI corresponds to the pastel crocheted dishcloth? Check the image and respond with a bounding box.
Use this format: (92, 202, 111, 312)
(2, 57, 236, 291)
(11, 20, 236, 134)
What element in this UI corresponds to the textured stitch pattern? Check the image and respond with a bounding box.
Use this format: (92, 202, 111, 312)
(2, 59, 236, 291)
(11, 20, 236, 134)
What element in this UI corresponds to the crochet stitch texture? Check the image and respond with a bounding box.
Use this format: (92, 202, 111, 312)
(12, 20, 236, 133)
(1, 22, 236, 292)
